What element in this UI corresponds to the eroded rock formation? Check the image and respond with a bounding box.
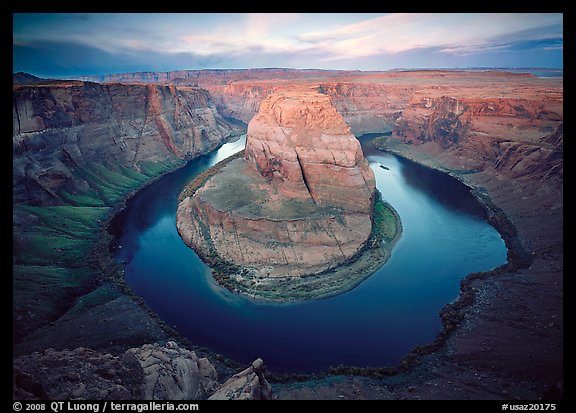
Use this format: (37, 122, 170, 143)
(127, 341, 218, 400)
(13, 341, 271, 401)
(244, 89, 375, 213)
(209, 358, 272, 400)
(177, 88, 375, 281)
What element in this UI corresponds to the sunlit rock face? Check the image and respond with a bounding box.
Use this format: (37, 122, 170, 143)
(177, 88, 375, 278)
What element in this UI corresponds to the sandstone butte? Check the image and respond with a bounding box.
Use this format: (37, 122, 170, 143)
(177, 88, 379, 296)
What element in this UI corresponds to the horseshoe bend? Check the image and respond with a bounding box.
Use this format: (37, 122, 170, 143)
(176, 88, 400, 300)
(13, 12, 563, 402)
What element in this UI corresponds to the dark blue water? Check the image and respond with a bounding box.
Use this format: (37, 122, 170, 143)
(110, 135, 507, 373)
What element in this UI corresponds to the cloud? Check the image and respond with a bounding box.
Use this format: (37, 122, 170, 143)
(438, 44, 513, 56)
(13, 13, 564, 75)
(299, 13, 563, 59)
(245, 13, 300, 38)
(13, 40, 228, 78)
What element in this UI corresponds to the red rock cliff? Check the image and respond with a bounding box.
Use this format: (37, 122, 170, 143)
(13, 80, 239, 205)
(244, 89, 375, 213)
(177, 88, 376, 279)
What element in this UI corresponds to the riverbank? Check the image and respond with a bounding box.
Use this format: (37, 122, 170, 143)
(273, 136, 562, 399)
(13, 155, 184, 351)
(13, 136, 243, 365)
(177, 154, 402, 302)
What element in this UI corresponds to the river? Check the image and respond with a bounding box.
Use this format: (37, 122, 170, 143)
(109, 135, 507, 373)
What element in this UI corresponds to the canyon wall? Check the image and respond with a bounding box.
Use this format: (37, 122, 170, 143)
(12, 76, 242, 356)
(81, 70, 562, 165)
(202, 70, 563, 182)
(389, 78, 563, 182)
(13, 79, 239, 206)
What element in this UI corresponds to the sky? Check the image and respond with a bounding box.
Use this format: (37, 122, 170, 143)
(13, 13, 563, 78)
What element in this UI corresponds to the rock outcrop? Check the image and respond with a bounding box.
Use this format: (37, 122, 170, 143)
(14, 341, 215, 400)
(127, 341, 218, 400)
(14, 346, 144, 400)
(244, 89, 375, 213)
(14, 341, 272, 401)
(209, 358, 272, 400)
(177, 88, 376, 285)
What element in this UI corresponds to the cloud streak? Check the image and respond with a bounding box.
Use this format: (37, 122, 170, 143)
(13, 13, 563, 76)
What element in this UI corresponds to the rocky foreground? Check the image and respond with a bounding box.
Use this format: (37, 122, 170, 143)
(14, 341, 271, 400)
(176, 88, 390, 300)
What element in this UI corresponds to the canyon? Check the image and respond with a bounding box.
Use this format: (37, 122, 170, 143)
(13, 68, 562, 399)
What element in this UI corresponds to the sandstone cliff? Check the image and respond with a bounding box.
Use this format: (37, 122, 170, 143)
(177, 88, 376, 293)
(244, 89, 375, 213)
(80, 69, 561, 142)
(12, 76, 243, 368)
(13, 78, 240, 206)
(391, 91, 563, 180)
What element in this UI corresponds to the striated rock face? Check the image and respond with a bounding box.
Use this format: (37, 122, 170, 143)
(244, 89, 375, 213)
(13, 341, 219, 400)
(392, 93, 563, 180)
(126, 341, 218, 400)
(320, 82, 410, 135)
(209, 358, 272, 400)
(13, 79, 239, 205)
(177, 88, 375, 280)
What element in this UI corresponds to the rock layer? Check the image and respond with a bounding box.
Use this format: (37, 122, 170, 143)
(391, 94, 563, 181)
(177, 88, 375, 280)
(244, 90, 375, 213)
(13, 79, 239, 205)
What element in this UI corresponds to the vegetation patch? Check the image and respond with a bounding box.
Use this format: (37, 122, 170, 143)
(178, 150, 245, 202)
(13, 156, 189, 346)
(369, 190, 399, 246)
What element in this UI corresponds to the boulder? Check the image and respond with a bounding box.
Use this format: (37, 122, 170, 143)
(126, 341, 218, 400)
(209, 358, 272, 400)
